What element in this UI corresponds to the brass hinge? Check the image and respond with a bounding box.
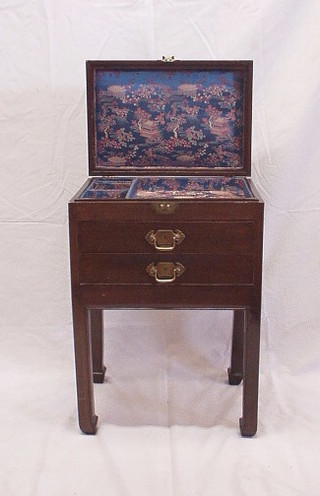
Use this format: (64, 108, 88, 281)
(162, 55, 175, 63)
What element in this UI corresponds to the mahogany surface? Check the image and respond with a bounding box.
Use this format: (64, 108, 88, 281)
(69, 197, 263, 436)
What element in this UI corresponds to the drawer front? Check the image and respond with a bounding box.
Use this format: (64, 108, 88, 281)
(78, 253, 253, 285)
(78, 221, 254, 255)
(79, 284, 253, 309)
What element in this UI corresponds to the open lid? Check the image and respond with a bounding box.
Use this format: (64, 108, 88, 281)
(87, 60, 252, 177)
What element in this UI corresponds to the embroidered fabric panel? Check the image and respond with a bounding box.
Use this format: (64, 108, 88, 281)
(94, 69, 245, 171)
(80, 176, 254, 200)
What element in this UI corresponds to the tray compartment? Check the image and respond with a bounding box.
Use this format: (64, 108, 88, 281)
(79, 176, 254, 200)
(80, 177, 133, 199)
(126, 176, 254, 199)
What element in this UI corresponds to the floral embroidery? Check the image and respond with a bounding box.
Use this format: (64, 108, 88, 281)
(94, 69, 245, 171)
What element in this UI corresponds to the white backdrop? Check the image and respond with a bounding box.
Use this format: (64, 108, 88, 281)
(1, 1, 320, 495)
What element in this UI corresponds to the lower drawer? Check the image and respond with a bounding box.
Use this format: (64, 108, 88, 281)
(78, 253, 253, 285)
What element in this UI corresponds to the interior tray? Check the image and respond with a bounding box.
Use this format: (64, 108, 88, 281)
(80, 176, 254, 200)
(80, 177, 133, 199)
(127, 176, 253, 199)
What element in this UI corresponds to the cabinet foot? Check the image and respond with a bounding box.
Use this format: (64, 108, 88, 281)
(80, 414, 98, 435)
(93, 365, 107, 384)
(239, 417, 257, 437)
(227, 367, 243, 385)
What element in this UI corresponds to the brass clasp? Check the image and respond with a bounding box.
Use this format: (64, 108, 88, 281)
(162, 55, 175, 63)
(145, 229, 185, 251)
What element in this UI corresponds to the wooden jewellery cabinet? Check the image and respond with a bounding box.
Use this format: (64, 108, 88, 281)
(69, 60, 264, 436)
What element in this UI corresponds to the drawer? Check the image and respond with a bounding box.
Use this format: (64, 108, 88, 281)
(78, 253, 254, 285)
(78, 221, 254, 255)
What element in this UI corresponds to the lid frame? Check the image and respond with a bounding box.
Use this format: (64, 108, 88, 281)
(87, 60, 252, 177)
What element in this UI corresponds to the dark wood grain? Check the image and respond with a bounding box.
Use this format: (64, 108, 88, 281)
(240, 306, 261, 437)
(228, 309, 245, 385)
(71, 198, 261, 220)
(89, 309, 106, 383)
(69, 198, 263, 436)
(78, 220, 254, 255)
(71, 294, 97, 434)
(78, 284, 254, 309)
(78, 253, 254, 285)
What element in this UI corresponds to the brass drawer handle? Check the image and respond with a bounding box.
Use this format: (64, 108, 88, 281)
(145, 229, 185, 251)
(146, 262, 185, 283)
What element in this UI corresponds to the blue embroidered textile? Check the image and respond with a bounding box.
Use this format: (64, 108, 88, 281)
(94, 69, 245, 171)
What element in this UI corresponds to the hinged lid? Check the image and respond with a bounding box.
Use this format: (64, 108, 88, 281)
(87, 60, 252, 177)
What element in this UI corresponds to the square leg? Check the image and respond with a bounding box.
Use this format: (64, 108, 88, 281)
(72, 296, 98, 434)
(228, 309, 245, 385)
(71, 303, 260, 436)
(239, 306, 261, 437)
(89, 310, 107, 383)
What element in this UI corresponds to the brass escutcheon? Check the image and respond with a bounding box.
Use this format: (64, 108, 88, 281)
(152, 202, 178, 215)
(145, 229, 185, 251)
(146, 261, 185, 284)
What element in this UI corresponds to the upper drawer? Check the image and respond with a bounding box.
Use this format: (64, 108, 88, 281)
(78, 221, 254, 255)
